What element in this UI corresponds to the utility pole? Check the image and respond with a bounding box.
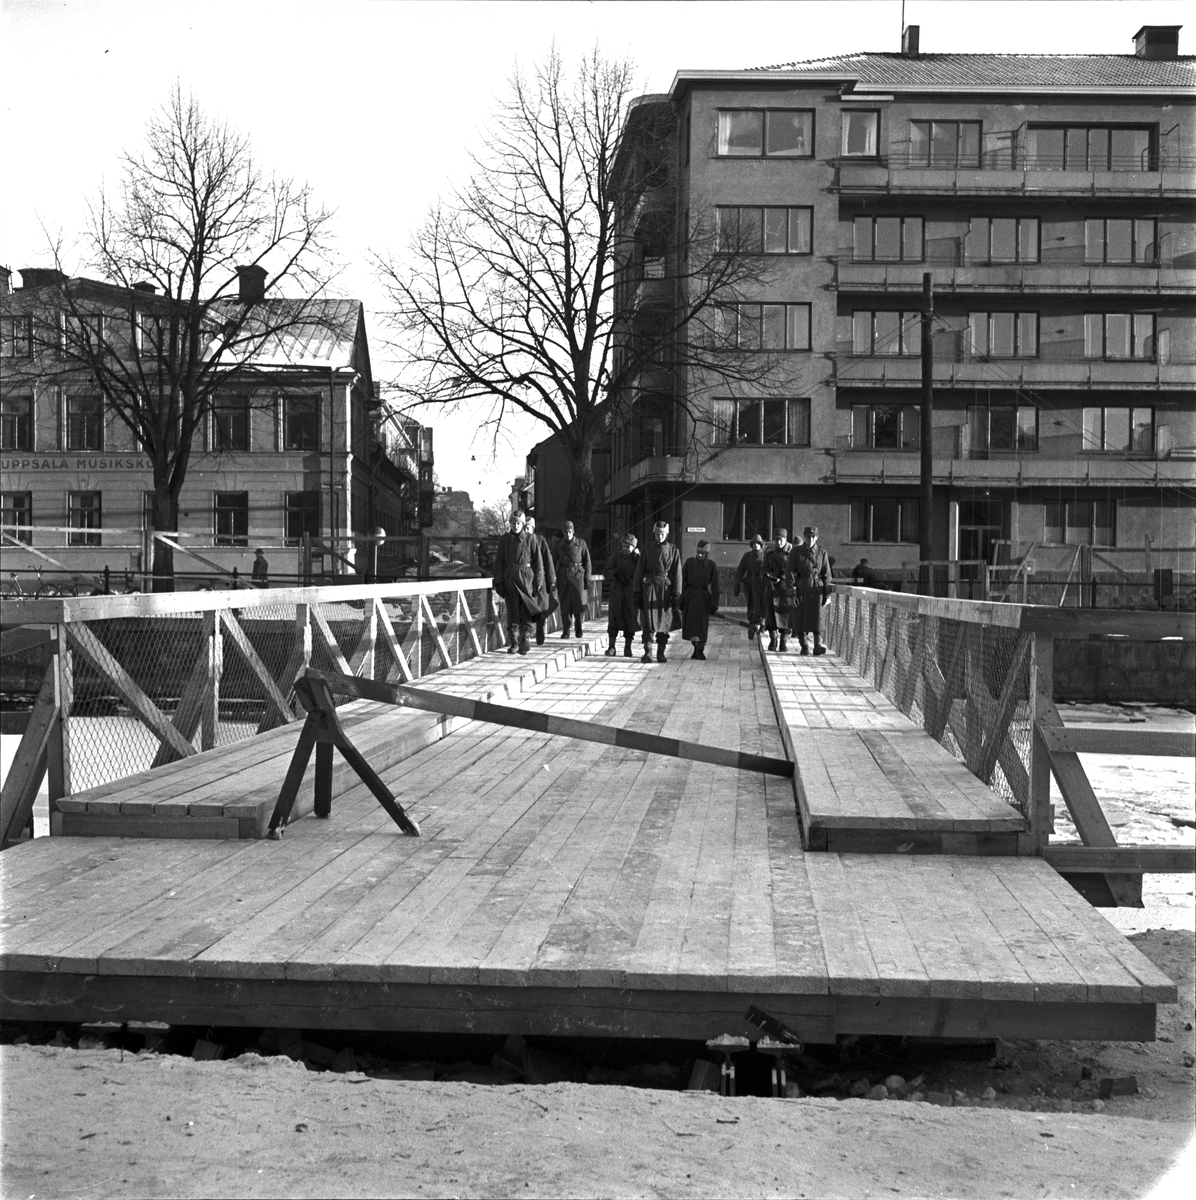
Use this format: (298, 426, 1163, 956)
(919, 272, 934, 596)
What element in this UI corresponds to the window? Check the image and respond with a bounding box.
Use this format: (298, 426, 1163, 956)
(967, 405, 1038, 455)
(965, 218, 1039, 264)
(136, 313, 172, 362)
(1085, 219, 1157, 265)
(717, 207, 812, 255)
(285, 492, 321, 545)
(1, 395, 33, 450)
(1081, 406, 1153, 453)
(1, 492, 32, 544)
(65, 394, 103, 451)
(720, 304, 810, 351)
(1025, 126, 1155, 172)
(283, 394, 319, 450)
(909, 120, 981, 168)
(212, 395, 249, 451)
(1, 315, 32, 359)
(967, 312, 1039, 358)
(67, 491, 102, 546)
(712, 399, 811, 446)
(1084, 313, 1155, 360)
(722, 495, 793, 542)
(853, 216, 923, 262)
(214, 492, 249, 545)
(682, 111, 691, 166)
(1044, 499, 1116, 546)
(62, 314, 104, 358)
(841, 111, 878, 157)
(851, 405, 920, 450)
(850, 497, 920, 543)
(717, 109, 813, 157)
(852, 310, 919, 356)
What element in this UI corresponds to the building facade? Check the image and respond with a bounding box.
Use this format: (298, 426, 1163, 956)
(608, 25, 1195, 598)
(1, 267, 427, 586)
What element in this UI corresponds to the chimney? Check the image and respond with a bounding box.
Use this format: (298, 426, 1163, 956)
(132, 281, 157, 295)
(1133, 25, 1181, 59)
(19, 267, 67, 291)
(902, 24, 920, 56)
(236, 264, 267, 304)
(0, 266, 10, 295)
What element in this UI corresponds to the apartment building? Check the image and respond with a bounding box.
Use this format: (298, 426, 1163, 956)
(0, 267, 428, 584)
(608, 25, 1195, 594)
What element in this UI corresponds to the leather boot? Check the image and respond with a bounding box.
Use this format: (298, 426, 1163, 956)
(747, 624, 757, 641)
(656, 635, 668, 664)
(518, 632, 530, 655)
(506, 630, 517, 654)
(694, 642, 707, 661)
(641, 639, 653, 664)
(814, 640, 827, 656)
(767, 631, 777, 651)
(623, 638, 633, 658)
(779, 633, 788, 653)
(605, 635, 617, 657)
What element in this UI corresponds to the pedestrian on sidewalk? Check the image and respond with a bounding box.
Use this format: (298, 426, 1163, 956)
(603, 533, 640, 657)
(492, 510, 544, 655)
(733, 534, 767, 640)
(251, 548, 269, 587)
(554, 521, 592, 640)
(681, 540, 720, 660)
(792, 526, 832, 655)
(763, 528, 796, 652)
(633, 520, 682, 664)
(525, 517, 557, 646)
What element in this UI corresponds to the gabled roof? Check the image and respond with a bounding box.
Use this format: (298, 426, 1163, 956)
(211, 298, 365, 371)
(751, 51, 1196, 90)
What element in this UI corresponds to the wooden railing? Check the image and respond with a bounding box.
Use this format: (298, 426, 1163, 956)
(0, 578, 604, 847)
(825, 589, 1196, 906)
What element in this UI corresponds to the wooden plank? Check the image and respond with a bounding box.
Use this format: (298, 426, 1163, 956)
(1020, 607, 1194, 641)
(219, 610, 297, 727)
(64, 622, 194, 762)
(308, 604, 354, 676)
(59, 814, 242, 840)
(1044, 845, 1196, 874)
(804, 855, 881, 996)
(0, 661, 57, 849)
(1040, 726, 1196, 758)
(374, 598, 415, 683)
(347, 601, 377, 678)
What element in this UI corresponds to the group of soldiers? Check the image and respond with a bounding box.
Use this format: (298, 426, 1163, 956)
(732, 526, 832, 654)
(491, 513, 720, 664)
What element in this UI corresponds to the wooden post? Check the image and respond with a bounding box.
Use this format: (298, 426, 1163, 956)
(47, 625, 73, 811)
(413, 591, 423, 678)
(200, 609, 222, 752)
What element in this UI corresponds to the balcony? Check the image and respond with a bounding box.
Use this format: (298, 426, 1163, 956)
(835, 153, 1196, 199)
(835, 257, 1196, 296)
(607, 454, 687, 504)
(831, 352, 1193, 391)
(831, 450, 1193, 489)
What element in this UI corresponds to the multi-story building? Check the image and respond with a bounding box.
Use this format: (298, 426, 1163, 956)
(523, 428, 612, 558)
(608, 24, 1195, 597)
(0, 266, 428, 586)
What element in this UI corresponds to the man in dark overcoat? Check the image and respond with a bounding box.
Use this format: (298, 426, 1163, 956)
(554, 520, 592, 639)
(492, 510, 544, 655)
(733, 534, 767, 640)
(526, 516, 557, 646)
(792, 525, 832, 655)
(681, 540, 720, 660)
(632, 520, 682, 664)
(603, 532, 640, 657)
(763, 528, 796, 652)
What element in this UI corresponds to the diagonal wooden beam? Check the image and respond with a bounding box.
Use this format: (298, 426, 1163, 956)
(419, 594, 455, 672)
(373, 598, 415, 684)
(218, 609, 297, 728)
(0, 662, 57, 849)
(309, 605, 354, 676)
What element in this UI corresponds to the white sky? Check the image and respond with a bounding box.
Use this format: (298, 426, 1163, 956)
(1, 0, 1188, 509)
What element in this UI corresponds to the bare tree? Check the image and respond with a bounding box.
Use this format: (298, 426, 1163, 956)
(474, 504, 510, 536)
(5, 86, 336, 588)
(375, 49, 777, 543)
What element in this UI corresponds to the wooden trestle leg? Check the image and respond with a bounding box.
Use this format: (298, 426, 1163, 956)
(267, 677, 420, 840)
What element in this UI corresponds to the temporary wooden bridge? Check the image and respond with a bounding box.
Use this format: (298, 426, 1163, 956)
(0, 585, 1191, 1045)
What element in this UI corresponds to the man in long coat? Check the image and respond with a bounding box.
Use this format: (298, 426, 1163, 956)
(526, 516, 556, 646)
(733, 534, 767, 640)
(554, 520, 592, 639)
(492, 510, 544, 655)
(603, 532, 640, 657)
(681, 540, 720, 661)
(633, 520, 682, 664)
(763, 528, 796, 652)
(792, 525, 832, 656)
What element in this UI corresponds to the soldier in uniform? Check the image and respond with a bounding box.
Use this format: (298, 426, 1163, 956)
(554, 520, 592, 639)
(632, 520, 682, 664)
(492, 510, 544, 655)
(603, 532, 640, 657)
(680, 540, 720, 660)
(525, 516, 556, 646)
(792, 525, 832, 656)
(733, 534, 767, 640)
(763, 528, 796, 652)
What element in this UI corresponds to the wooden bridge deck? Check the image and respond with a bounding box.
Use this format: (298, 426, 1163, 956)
(0, 622, 1174, 1043)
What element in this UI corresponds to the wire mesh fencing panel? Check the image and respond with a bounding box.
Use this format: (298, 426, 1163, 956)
(826, 593, 1033, 818)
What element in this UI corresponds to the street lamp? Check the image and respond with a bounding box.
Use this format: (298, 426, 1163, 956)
(367, 525, 386, 583)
